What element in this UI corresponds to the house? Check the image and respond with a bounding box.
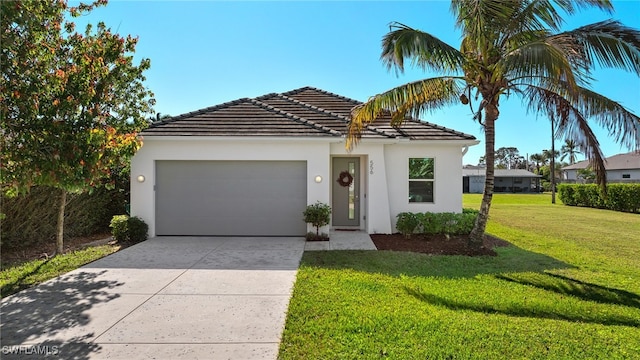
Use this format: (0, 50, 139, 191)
(463, 166, 542, 193)
(562, 151, 640, 183)
(130, 87, 479, 237)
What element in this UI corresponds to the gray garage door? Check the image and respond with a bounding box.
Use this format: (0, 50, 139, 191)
(155, 160, 307, 236)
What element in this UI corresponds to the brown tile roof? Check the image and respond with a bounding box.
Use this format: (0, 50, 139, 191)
(141, 86, 476, 141)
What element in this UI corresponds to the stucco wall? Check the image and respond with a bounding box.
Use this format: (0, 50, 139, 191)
(468, 175, 484, 193)
(383, 143, 465, 232)
(564, 169, 640, 182)
(131, 137, 333, 237)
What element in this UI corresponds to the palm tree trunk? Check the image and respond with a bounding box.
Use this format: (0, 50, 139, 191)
(469, 105, 497, 246)
(551, 115, 556, 204)
(56, 189, 67, 255)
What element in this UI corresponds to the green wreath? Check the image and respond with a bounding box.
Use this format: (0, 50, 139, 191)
(336, 170, 354, 187)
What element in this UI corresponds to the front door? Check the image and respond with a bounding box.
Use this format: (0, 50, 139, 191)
(332, 157, 360, 227)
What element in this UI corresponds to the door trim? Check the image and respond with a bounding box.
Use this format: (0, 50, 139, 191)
(331, 156, 365, 229)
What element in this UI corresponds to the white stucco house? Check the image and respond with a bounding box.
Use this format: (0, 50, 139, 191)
(130, 87, 478, 237)
(562, 151, 640, 183)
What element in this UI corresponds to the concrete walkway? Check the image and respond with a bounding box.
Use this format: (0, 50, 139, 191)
(1, 237, 305, 359)
(304, 230, 377, 251)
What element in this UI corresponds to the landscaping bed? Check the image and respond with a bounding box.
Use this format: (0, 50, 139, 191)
(370, 233, 510, 256)
(1, 232, 114, 269)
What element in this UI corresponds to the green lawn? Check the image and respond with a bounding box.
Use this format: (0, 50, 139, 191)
(279, 194, 640, 359)
(0, 245, 119, 297)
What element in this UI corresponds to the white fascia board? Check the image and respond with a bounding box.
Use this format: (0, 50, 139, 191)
(139, 135, 343, 143)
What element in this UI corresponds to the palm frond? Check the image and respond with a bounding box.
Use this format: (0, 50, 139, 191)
(347, 77, 465, 150)
(502, 0, 561, 35)
(564, 87, 640, 151)
(381, 22, 465, 74)
(450, 0, 515, 44)
(523, 83, 640, 189)
(551, 0, 614, 16)
(561, 20, 640, 75)
(501, 37, 586, 90)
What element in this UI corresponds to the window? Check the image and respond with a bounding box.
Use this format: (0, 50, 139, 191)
(622, 174, 631, 179)
(409, 158, 434, 203)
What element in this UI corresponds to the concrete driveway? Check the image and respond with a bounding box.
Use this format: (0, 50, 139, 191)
(1, 236, 305, 359)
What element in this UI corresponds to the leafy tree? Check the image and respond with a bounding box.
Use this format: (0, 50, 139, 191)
(495, 147, 525, 169)
(577, 168, 596, 182)
(347, 0, 640, 246)
(1, 0, 155, 254)
(560, 139, 582, 164)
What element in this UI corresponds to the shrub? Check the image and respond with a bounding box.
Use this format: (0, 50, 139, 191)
(110, 215, 129, 242)
(127, 217, 149, 243)
(110, 215, 149, 244)
(558, 184, 640, 213)
(1, 185, 128, 250)
(396, 212, 421, 238)
(396, 211, 478, 236)
(303, 202, 331, 238)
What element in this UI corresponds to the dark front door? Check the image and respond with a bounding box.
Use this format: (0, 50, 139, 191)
(332, 157, 360, 227)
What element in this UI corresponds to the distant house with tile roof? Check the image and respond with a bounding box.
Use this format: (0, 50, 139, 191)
(562, 151, 640, 183)
(463, 166, 542, 193)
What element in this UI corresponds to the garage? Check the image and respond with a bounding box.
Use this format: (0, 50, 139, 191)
(155, 160, 307, 236)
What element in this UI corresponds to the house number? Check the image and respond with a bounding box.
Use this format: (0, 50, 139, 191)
(369, 160, 374, 175)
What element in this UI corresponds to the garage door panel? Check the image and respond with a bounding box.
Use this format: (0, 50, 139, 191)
(155, 161, 307, 236)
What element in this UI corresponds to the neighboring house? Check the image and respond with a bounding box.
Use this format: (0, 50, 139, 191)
(562, 151, 640, 183)
(463, 166, 542, 193)
(131, 87, 478, 237)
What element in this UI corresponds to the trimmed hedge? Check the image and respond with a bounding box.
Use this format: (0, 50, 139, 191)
(110, 215, 148, 244)
(558, 183, 640, 213)
(1, 186, 128, 250)
(396, 209, 479, 238)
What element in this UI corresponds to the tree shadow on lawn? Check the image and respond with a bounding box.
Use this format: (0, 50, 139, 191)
(1, 270, 123, 360)
(301, 244, 574, 279)
(495, 272, 640, 309)
(404, 287, 640, 327)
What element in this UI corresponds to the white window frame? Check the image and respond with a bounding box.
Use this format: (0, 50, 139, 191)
(408, 157, 434, 203)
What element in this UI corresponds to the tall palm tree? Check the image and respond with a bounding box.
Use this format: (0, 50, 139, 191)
(348, 0, 640, 246)
(560, 139, 582, 164)
(529, 153, 545, 174)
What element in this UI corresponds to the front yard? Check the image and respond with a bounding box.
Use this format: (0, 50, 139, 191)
(279, 194, 640, 359)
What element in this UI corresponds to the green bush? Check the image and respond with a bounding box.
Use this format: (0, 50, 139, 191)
(396, 212, 421, 238)
(558, 184, 640, 213)
(303, 202, 331, 237)
(396, 211, 478, 236)
(1, 185, 128, 250)
(109, 215, 149, 244)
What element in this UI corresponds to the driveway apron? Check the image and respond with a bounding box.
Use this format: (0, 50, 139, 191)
(1, 236, 305, 359)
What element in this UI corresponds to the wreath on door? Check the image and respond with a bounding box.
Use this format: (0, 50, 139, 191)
(336, 170, 354, 187)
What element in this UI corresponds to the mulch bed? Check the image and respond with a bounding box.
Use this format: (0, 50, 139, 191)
(370, 233, 511, 256)
(1, 233, 115, 267)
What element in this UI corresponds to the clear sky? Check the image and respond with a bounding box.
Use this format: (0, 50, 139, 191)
(76, 0, 640, 164)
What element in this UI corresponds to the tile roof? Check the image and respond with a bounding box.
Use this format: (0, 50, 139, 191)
(141, 86, 477, 141)
(562, 151, 640, 170)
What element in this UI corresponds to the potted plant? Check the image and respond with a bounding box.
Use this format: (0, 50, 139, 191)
(303, 201, 331, 241)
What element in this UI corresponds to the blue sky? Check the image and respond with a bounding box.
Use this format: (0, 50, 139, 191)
(77, 0, 640, 164)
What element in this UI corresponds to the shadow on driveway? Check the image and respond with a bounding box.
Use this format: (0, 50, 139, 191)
(1, 270, 122, 359)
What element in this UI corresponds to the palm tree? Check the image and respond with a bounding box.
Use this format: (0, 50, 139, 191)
(348, 0, 640, 246)
(560, 139, 582, 164)
(529, 153, 545, 174)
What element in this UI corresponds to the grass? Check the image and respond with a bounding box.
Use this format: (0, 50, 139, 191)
(0, 245, 119, 297)
(279, 194, 640, 359)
